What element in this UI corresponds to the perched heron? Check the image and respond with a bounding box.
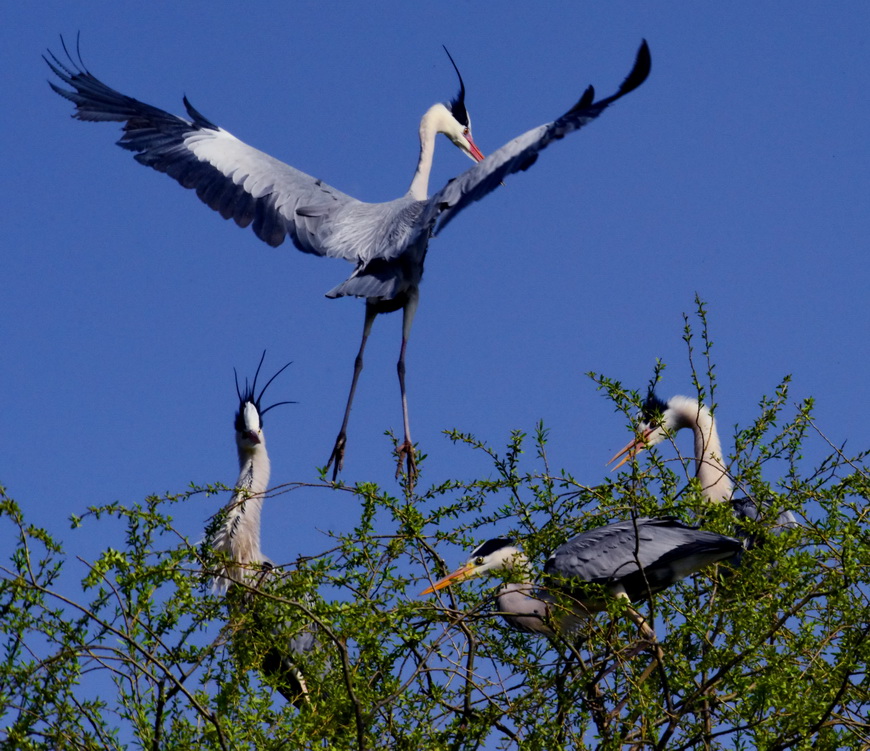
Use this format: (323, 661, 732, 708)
(46, 40, 651, 482)
(211, 352, 315, 705)
(422, 518, 742, 639)
(609, 392, 798, 546)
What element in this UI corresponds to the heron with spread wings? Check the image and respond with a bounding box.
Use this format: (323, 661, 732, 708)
(47, 39, 650, 482)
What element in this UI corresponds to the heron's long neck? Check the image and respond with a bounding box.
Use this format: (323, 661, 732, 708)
(408, 105, 442, 201)
(680, 400, 732, 503)
(236, 442, 271, 497)
(212, 443, 271, 591)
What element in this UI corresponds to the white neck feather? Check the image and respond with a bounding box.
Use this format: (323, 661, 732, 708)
(212, 442, 271, 593)
(408, 103, 451, 201)
(496, 581, 556, 635)
(669, 396, 733, 503)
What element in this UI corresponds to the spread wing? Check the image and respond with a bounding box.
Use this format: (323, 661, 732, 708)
(45, 44, 362, 261)
(417, 40, 651, 241)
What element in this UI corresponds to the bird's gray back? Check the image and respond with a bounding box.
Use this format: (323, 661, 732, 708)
(324, 198, 429, 300)
(545, 518, 741, 602)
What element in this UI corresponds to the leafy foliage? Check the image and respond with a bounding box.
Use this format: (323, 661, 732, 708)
(2, 314, 869, 749)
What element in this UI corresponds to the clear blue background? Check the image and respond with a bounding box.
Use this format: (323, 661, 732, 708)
(3, 4, 867, 577)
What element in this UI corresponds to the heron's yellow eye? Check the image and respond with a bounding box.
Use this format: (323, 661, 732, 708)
(474, 557, 484, 566)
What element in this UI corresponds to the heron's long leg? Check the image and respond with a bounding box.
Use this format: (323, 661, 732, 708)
(622, 595, 665, 685)
(608, 595, 666, 718)
(596, 595, 663, 677)
(327, 304, 378, 480)
(395, 289, 420, 485)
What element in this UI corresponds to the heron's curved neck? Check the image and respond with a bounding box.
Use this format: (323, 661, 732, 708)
(674, 398, 732, 503)
(408, 104, 445, 201)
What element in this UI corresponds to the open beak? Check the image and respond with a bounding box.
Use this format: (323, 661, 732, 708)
(607, 428, 654, 470)
(421, 562, 477, 595)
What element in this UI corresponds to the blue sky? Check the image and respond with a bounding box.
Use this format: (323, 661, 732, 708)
(3, 4, 868, 593)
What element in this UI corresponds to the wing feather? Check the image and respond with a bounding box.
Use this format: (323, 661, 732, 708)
(417, 40, 651, 241)
(45, 48, 362, 260)
(544, 517, 741, 603)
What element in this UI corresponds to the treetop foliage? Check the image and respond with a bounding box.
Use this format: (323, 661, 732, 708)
(2, 310, 868, 749)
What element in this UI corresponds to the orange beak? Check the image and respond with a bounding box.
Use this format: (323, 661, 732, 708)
(420, 563, 477, 595)
(465, 134, 485, 163)
(607, 427, 655, 470)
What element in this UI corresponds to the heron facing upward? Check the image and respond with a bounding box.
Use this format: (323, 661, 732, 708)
(211, 353, 316, 706)
(212, 353, 293, 594)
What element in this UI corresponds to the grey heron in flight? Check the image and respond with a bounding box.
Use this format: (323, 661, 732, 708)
(609, 392, 798, 547)
(45, 39, 650, 483)
(211, 352, 315, 706)
(422, 518, 741, 640)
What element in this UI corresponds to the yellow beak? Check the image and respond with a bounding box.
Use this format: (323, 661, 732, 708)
(420, 563, 477, 596)
(607, 427, 655, 470)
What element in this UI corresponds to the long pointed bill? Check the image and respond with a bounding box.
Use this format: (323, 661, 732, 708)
(608, 428, 654, 470)
(420, 563, 477, 595)
(464, 134, 485, 163)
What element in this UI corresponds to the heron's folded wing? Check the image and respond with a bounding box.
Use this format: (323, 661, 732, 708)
(545, 517, 740, 601)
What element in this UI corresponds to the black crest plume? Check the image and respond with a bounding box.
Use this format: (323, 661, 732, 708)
(442, 46, 470, 128)
(234, 351, 295, 427)
(640, 389, 668, 424)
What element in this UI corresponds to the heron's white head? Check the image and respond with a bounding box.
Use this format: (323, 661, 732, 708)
(233, 352, 295, 453)
(236, 400, 263, 450)
(424, 103, 484, 164)
(608, 391, 690, 470)
(421, 538, 528, 595)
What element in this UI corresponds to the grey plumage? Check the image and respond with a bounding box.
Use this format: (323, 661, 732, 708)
(45, 41, 649, 279)
(46, 39, 651, 478)
(544, 517, 742, 605)
(423, 517, 741, 635)
(415, 44, 651, 241)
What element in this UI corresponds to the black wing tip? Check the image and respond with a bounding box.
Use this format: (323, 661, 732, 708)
(568, 39, 650, 114)
(619, 39, 652, 96)
(578, 39, 650, 111)
(183, 95, 219, 130)
(45, 32, 86, 76)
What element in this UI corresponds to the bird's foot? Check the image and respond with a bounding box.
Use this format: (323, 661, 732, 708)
(395, 440, 418, 489)
(326, 433, 346, 481)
